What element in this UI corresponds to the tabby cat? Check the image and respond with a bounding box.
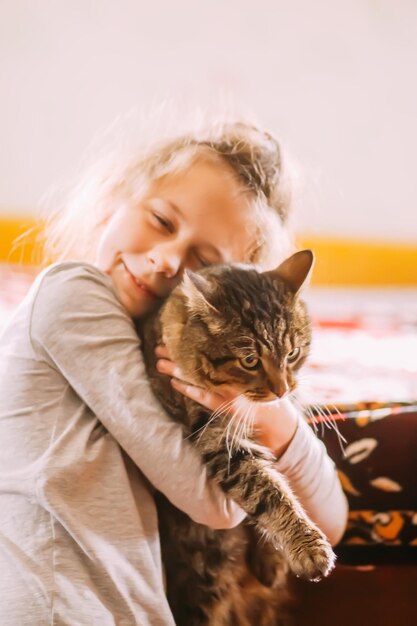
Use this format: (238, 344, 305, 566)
(139, 250, 336, 626)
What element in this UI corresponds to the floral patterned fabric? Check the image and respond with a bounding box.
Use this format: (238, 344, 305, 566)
(307, 404, 417, 548)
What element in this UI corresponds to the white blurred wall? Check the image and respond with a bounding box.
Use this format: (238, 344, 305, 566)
(1, 0, 417, 241)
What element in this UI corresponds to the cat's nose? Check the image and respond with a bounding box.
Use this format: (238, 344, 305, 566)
(270, 375, 289, 399)
(275, 382, 289, 398)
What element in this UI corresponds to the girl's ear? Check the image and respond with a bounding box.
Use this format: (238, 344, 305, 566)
(265, 249, 315, 294)
(181, 270, 220, 314)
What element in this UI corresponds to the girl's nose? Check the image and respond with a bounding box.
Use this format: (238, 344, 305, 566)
(146, 243, 184, 278)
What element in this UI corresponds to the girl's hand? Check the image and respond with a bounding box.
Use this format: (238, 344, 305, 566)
(155, 345, 299, 457)
(155, 344, 235, 412)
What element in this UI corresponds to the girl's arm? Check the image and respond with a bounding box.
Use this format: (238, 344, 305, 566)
(29, 263, 245, 530)
(266, 401, 349, 546)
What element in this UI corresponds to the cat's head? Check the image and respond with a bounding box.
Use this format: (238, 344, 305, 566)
(161, 250, 314, 402)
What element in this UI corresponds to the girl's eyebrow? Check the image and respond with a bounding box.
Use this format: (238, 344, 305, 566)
(162, 199, 183, 217)
(148, 197, 183, 218)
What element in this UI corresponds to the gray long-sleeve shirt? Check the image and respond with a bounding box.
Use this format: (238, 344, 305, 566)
(0, 262, 347, 625)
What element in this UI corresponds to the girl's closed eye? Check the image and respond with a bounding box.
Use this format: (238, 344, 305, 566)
(151, 211, 175, 234)
(194, 252, 211, 268)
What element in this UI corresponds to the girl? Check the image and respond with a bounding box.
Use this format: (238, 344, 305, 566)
(0, 117, 348, 625)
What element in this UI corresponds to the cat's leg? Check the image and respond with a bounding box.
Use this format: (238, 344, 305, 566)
(245, 524, 289, 589)
(192, 418, 336, 581)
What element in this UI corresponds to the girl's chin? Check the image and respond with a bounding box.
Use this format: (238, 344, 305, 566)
(120, 292, 155, 318)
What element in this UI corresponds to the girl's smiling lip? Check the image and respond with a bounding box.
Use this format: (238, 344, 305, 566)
(121, 261, 161, 299)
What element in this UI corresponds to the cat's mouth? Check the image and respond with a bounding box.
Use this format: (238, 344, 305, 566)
(245, 385, 295, 402)
(245, 391, 280, 403)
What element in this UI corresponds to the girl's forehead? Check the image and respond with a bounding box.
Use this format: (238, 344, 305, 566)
(150, 158, 244, 201)
(155, 160, 252, 212)
(145, 162, 260, 263)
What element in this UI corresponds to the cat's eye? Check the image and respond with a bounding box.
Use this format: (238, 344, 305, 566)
(287, 348, 301, 364)
(239, 355, 260, 370)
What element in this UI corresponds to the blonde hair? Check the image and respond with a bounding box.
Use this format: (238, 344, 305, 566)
(39, 108, 294, 269)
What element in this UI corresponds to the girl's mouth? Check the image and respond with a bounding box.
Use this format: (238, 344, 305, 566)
(121, 261, 159, 299)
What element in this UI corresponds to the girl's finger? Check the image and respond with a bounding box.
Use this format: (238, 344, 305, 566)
(171, 378, 229, 412)
(156, 358, 185, 381)
(155, 344, 170, 358)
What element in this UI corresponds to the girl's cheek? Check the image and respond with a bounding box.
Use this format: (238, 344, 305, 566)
(122, 214, 149, 251)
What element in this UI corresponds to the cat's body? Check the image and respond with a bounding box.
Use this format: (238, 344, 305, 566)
(139, 251, 335, 626)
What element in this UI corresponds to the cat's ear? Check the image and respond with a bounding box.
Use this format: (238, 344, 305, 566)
(181, 270, 219, 315)
(266, 249, 315, 294)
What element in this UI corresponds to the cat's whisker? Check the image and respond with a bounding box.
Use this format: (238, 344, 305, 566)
(230, 414, 243, 453)
(190, 396, 237, 443)
(289, 394, 320, 435)
(311, 403, 329, 437)
(308, 402, 347, 454)
(302, 401, 321, 436)
(229, 399, 250, 455)
(300, 403, 320, 436)
(317, 403, 333, 425)
(227, 411, 240, 455)
(246, 412, 255, 438)
(313, 404, 333, 429)
(236, 403, 253, 451)
(225, 410, 242, 471)
(318, 404, 344, 445)
(218, 394, 248, 465)
(244, 405, 257, 451)
(232, 402, 254, 452)
(320, 403, 347, 453)
(305, 402, 329, 437)
(224, 407, 240, 451)
(243, 404, 255, 442)
(189, 413, 220, 441)
(326, 403, 344, 421)
(231, 412, 246, 454)
(209, 397, 238, 423)
(242, 402, 253, 435)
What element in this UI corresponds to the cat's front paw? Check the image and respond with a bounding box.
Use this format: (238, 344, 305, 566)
(285, 523, 336, 582)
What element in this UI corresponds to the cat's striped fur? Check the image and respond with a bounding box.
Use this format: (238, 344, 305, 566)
(139, 250, 335, 626)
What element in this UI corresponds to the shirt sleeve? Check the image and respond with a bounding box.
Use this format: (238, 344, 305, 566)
(29, 263, 245, 530)
(274, 411, 349, 545)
